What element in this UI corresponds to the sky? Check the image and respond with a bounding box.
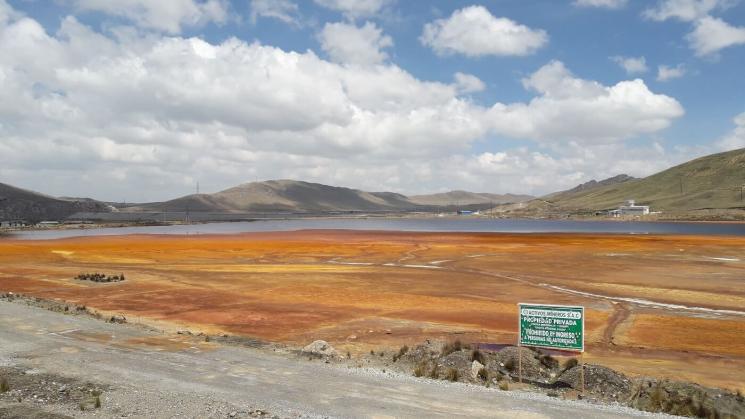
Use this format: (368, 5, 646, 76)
(0, 0, 744, 202)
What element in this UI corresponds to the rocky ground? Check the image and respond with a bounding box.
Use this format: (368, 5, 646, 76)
(335, 339, 745, 418)
(0, 295, 683, 419)
(2, 292, 745, 418)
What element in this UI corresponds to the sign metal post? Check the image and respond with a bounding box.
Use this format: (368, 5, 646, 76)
(518, 303, 585, 393)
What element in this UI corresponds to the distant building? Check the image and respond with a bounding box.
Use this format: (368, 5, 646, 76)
(611, 200, 650, 217)
(37, 221, 60, 227)
(0, 220, 26, 228)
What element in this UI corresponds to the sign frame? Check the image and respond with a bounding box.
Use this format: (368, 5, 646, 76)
(518, 302, 585, 353)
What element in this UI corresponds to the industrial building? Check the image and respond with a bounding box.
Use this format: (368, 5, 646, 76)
(609, 200, 650, 217)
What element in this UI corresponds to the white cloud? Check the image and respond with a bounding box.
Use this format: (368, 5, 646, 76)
(250, 0, 299, 25)
(0, 2, 686, 200)
(485, 61, 684, 143)
(610, 56, 648, 74)
(657, 64, 686, 81)
(72, 0, 229, 33)
(717, 112, 745, 150)
(574, 0, 628, 9)
(420, 5, 548, 57)
(686, 16, 745, 56)
(318, 21, 392, 66)
(454, 72, 486, 94)
(313, 0, 393, 19)
(642, 0, 724, 22)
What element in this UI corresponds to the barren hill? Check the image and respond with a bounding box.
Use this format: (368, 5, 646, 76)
(129, 180, 422, 213)
(0, 182, 110, 222)
(502, 148, 745, 215)
(409, 190, 533, 206)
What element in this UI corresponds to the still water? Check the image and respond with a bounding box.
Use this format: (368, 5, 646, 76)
(7, 218, 745, 240)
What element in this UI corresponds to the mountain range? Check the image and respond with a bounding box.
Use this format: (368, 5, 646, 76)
(3, 147, 745, 222)
(123, 180, 532, 213)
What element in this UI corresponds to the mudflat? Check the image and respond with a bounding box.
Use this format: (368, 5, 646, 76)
(1, 230, 744, 391)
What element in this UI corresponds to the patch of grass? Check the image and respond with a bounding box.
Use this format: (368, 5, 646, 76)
(649, 381, 666, 412)
(0, 377, 9, 393)
(441, 339, 462, 356)
(470, 349, 485, 364)
(413, 362, 426, 377)
(562, 358, 578, 372)
(392, 345, 409, 362)
(499, 381, 509, 391)
(445, 368, 459, 382)
(477, 367, 488, 381)
(428, 364, 439, 379)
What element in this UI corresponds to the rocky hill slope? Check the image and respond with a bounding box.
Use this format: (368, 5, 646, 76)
(0, 182, 110, 222)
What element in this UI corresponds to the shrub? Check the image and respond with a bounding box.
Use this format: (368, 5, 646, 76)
(499, 381, 509, 391)
(477, 367, 488, 381)
(504, 358, 516, 372)
(445, 368, 459, 382)
(470, 349, 485, 364)
(562, 358, 578, 372)
(94, 395, 101, 409)
(392, 345, 409, 362)
(413, 362, 426, 377)
(538, 353, 558, 369)
(0, 377, 9, 393)
(428, 365, 439, 379)
(441, 339, 462, 356)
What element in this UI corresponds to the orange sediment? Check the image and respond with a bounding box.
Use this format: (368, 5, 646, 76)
(0, 230, 744, 391)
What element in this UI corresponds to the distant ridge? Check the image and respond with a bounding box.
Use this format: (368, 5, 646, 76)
(501, 148, 745, 215)
(0, 182, 110, 222)
(124, 180, 531, 213)
(409, 190, 533, 206)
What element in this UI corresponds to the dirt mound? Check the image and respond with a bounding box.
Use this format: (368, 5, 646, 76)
(489, 347, 554, 383)
(557, 364, 632, 402)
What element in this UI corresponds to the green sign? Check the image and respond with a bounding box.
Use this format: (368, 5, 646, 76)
(519, 303, 584, 352)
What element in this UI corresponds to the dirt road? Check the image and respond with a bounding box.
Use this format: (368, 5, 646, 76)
(0, 301, 669, 418)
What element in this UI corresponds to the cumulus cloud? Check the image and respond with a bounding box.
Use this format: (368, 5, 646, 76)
(249, 0, 299, 25)
(420, 5, 548, 57)
(686, 16, 745, 56)
(71, 0, 229, 33)
(484, 61, 684, 143)
(610, 56, 648, 74)
(642, 0, 724, 22)
(657, 64, 686, 81)
(453, 72, 486, 94)
(313, 0, 393, 19)
(0, 2, 686, 200)
(574, 0, 628, 9)
(318, 21, 392, 66)
(717, 112, 745, 150)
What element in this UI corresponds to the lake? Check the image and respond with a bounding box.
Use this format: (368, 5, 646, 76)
(6, 217, 745, 240)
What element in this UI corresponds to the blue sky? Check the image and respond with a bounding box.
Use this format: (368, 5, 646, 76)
(1, 0, 744, 201)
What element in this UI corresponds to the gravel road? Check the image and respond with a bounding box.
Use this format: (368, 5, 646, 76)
(0, 301, 672, 418)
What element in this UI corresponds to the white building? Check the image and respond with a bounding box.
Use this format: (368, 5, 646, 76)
(612, 200, 650, 217)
